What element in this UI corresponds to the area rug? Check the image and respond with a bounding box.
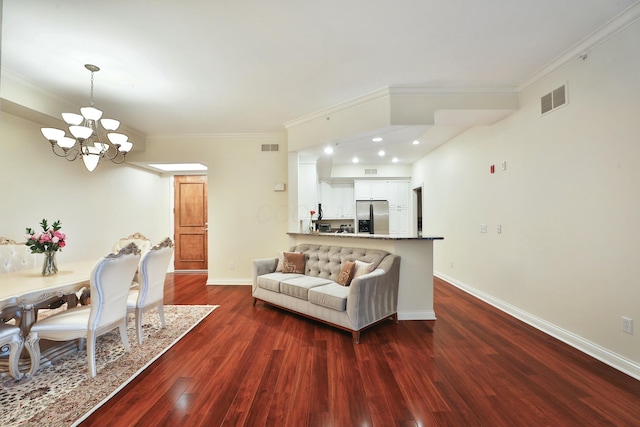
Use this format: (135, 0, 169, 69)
(0, 305, 218, 427)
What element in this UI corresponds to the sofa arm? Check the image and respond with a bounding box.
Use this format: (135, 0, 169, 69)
(252, 257, 278, 292)
(346, 254, 400, 329)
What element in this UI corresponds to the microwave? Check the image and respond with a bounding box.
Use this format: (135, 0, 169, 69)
(318, 223, 331, 232)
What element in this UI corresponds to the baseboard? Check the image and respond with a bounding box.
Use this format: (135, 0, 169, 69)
(398, 310, 437, 321)
(435, 271, 640, 381)
(206, 279, 252, 285)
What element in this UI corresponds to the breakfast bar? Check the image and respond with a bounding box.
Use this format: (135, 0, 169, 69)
(288, 232, 443, 320)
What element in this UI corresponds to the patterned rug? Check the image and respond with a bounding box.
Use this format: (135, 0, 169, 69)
(0, 305, 217, 427)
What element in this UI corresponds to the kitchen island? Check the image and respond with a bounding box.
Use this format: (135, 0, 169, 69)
(288, 232, 443, 320)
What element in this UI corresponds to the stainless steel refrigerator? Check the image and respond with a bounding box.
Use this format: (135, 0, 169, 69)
(356, 200, 389, 234)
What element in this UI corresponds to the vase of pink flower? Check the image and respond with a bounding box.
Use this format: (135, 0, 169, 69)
(309, 210, 316, 233)
(25, 219, 66, 276)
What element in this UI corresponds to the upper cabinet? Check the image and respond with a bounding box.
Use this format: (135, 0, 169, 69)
(354, 180, 387, 200)
(319, 182, 354, 219)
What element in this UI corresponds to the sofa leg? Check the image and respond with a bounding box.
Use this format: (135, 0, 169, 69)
(392, 313, 398, 323)
(253, 298, 257, 306)
(352, 331, 360, 344)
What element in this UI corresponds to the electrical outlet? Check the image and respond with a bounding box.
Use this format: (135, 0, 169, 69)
(450, 260, 454, 268)
(480, 224, 487, 233)
(622, 317, 633, 334)
(229, 261, 235, 269)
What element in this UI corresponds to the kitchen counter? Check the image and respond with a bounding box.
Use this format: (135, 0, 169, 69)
(288, 232, 443, 241)
(288, 232, 443, 320)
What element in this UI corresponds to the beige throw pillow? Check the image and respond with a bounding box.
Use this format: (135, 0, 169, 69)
(275, 251, 284, 272)
(354, 260, 375, 278)
(336, 261, 356, 286)
(282, 252, 305, 274)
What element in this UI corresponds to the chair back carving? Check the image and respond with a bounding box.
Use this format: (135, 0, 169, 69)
(112, 233, 151, 257)
(89, 243, 141, 331)
(137, 238, 174, 307)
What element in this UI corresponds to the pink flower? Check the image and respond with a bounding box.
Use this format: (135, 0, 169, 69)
(58, 241, 66, 248)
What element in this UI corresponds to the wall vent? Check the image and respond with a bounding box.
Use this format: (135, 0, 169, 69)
(364, 168, 378, 175)
(261, 144, 279, 152)
(541, 84, 567, 115)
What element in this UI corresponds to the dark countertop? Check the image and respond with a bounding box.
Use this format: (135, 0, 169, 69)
(288, 232, 444, 241)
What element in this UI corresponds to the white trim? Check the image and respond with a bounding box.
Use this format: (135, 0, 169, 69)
(398, 310, 436, 321)
(435, 271, 640, 381)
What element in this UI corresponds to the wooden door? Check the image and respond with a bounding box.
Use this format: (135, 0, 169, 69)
(174, 175, 208, 270)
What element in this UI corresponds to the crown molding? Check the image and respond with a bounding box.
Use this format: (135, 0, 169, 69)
(518, 1, 640, 91)
(145, 132, 286, 141)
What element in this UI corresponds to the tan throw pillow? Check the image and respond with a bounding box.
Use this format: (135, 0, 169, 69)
(282, 252, 305, 274)
(354, 260, 375, 278)
(336, 261, 356, 286)
(275, 251, 284, 272)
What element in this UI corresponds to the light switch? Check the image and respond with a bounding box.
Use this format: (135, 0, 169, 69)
(500, 161, 507, 171)
(480, 224, 487, 233)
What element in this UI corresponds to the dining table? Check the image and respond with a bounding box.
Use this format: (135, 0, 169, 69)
(0, 259, 97, 375)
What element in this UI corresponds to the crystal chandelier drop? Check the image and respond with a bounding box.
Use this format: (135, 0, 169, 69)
(40, 64, 133, 172)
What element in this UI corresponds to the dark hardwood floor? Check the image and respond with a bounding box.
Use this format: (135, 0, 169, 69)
(82, 274, 640, 426)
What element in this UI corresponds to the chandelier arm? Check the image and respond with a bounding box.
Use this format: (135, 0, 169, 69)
(50, 143, 81, 161)
(109, 153, 128, 164)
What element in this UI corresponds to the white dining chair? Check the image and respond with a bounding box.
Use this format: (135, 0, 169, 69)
(0, 297, 27, 380)
(112, 232, 151, 285)
(127, 237, 174, 344)
(25, 243, 141, 377)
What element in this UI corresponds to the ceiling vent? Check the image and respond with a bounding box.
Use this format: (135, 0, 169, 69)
(364, 168, 378, 175)
(541, 84, 567, 115)
(261, 144, 279, 152)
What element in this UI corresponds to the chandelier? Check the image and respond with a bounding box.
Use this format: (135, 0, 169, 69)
(40, 64, 133, 172)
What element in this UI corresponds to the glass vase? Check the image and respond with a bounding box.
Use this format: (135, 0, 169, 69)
(42, 251, 58, 276)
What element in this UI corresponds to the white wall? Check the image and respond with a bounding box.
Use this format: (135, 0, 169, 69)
(127, 134, 290, 284)
(413, 18, 640, 375)
(0, 111, 172, 264)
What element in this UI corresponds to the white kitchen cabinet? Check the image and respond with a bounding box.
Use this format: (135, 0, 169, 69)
(319, 182, 354, 219)
(387, 180, 410, 208)
(354, 180, 388, 200)
(389, 207, 410, 235)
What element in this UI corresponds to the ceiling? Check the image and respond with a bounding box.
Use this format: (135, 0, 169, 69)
(2, 0, 638, 166)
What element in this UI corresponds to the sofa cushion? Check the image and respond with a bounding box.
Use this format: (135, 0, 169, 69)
(336, 261, 356, 286)
(282, 252, 305, 273)
(308, 283, 350, 311)
(257, 272, 303, 292)
(281, 276, 333, 300)
(291, 244, 389, 280)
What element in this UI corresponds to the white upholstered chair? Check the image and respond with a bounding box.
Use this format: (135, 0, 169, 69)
(26, 243, 141, 377)
(0, 298, 27, 380)
(113, 232, 151, 283)
(0, 237, 37, 273)
(127, 237, 174, 344)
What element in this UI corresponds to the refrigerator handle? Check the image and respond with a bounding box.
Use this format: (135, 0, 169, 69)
(369, 203, 374, 234)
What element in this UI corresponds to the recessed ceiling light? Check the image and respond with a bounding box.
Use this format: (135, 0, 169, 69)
(324, 146, 334, 154)
(148, 163, 208, 172)
(378, 150, 385, 157)
(372, 137, 383, 142)
(352, 157, 359, 164)
(392, 157, 399, 163)
(412, 139, 421, 145)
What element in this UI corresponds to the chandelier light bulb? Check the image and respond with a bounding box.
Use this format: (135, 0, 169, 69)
(41, 128, 65, 142)
(62, 113, 83, 126)
(69, 125, 93, 140)
(57, 137, 76, 149)
(80, 106, 103, 121)
(101, 118, 120, 131)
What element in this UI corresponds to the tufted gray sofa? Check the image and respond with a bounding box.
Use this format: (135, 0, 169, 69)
(252, 244, 401, 343)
